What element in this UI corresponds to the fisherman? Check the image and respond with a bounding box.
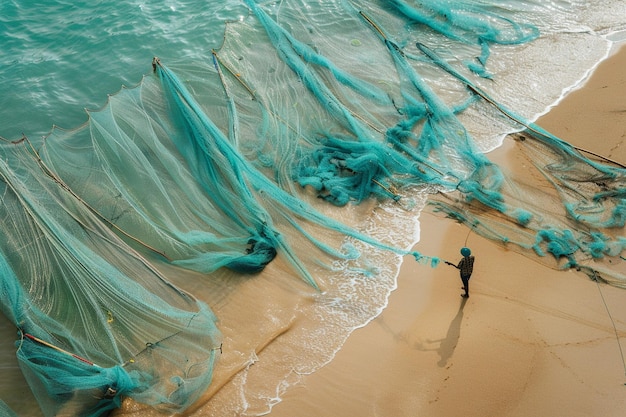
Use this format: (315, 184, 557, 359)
(445, 247, 475, 298)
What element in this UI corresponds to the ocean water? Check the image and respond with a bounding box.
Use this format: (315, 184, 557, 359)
(1, 1, 625, 416)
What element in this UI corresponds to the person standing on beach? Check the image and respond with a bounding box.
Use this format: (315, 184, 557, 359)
(445, 247, 475, 297)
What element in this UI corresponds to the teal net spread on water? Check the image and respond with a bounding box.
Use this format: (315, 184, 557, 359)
(40, 58, 431, 290)
(1, 0, 626, 415)
(0, 139, 221, 416)
(0, 400, 18, 417)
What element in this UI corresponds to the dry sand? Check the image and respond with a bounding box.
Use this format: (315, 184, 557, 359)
(267, 43, 626, 417)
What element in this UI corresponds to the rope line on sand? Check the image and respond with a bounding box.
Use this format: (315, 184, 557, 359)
(593, 272, 626, 382)
(463, 225, 472, 247)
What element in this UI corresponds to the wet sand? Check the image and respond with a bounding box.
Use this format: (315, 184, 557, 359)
(267, 43, 626, 416)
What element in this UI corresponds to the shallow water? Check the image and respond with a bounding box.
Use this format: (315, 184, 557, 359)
(1, 1, 625, 416)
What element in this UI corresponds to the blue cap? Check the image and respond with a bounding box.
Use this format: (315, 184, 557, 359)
(461, 247, 471, 256)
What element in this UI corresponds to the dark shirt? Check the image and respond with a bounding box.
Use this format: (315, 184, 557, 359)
(457, 255, 475, 276)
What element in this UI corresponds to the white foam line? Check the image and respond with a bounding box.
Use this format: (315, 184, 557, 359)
(483, 33, 617, 155)
(530, 36, 614, 125)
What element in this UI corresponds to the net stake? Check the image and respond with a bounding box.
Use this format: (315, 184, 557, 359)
(23, 333, 98, 367)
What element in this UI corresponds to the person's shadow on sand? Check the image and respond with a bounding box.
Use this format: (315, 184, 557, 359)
(376, 296, 467, 368)
(411, 297, 467, 367)
(434, 296, 467, 367)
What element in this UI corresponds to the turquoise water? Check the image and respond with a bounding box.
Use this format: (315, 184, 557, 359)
(1, 1, 626, 416)
(0, 0, 248, 139)
(1, 0, 623, 142)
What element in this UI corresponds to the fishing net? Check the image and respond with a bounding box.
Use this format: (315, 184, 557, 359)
(416, 46, 626, 285)
(40, 59, 430, 291)
(41, 74, 284, 277)
(1, 0, 626, 416)
(0, 400, 18, 417)
(205, 0, 626, 284)
(0, 139, 221, 416)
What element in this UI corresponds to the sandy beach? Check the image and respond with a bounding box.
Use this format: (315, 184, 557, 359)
(267, 43, 626, 417)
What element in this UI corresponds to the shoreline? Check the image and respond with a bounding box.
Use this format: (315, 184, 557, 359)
(266, 43, 626, 416)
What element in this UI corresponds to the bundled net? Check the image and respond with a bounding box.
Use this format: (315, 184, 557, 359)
(1, 0, 626, 415)
(0, 138, 221, 416)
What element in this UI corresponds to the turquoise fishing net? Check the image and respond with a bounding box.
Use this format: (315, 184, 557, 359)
(0, 139, 221, 416)
(1, 0, 626, 416)
(40, 59, 428, 290)
(41, 74, 282, 276)
(414, 42, 626, 283)
(0, 400, 17, 417)
(226, 0, 626, 283)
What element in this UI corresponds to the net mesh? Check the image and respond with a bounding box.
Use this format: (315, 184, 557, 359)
(0, 139, 221, 416)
